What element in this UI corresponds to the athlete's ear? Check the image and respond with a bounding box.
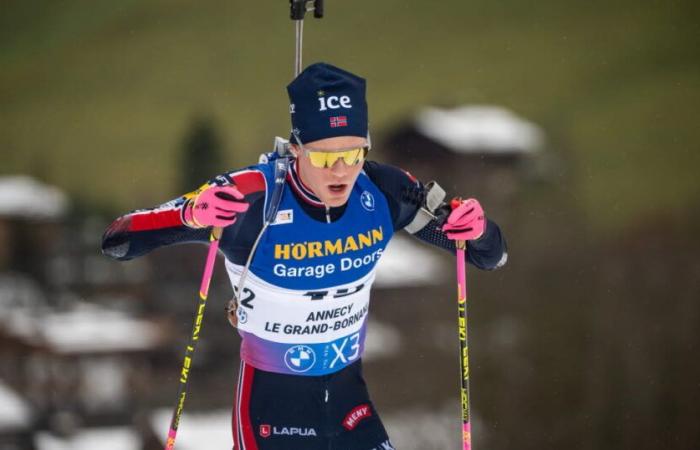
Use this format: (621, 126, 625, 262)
(290, 144, 302, 158)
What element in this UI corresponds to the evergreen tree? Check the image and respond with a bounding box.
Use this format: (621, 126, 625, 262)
(180, 117, 224, 192)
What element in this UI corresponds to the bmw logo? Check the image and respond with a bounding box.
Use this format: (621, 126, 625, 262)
(284, 345, 316, 373)
(236, 308, 248, 324)
(360, 191, 375, 211)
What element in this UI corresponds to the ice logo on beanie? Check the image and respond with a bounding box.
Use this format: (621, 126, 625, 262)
(318, 92, 353, 111)
(361, 191, 375, 211)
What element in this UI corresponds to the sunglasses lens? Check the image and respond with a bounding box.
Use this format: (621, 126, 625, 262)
(307, 147, 368, 168)
(308, 152, 328, 168)
(340, 149, 360, 166)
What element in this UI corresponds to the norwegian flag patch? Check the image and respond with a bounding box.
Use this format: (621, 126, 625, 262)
(330, 116, 348, 128)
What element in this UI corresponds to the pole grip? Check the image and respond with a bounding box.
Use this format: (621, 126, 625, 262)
(290, 0, 306, 20)
(290, 0, 324, 20)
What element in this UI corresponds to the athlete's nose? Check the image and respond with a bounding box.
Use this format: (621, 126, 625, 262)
(329, 158, 349, 175)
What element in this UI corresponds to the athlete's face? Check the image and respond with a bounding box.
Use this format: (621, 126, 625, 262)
(291, 136, 368, 207)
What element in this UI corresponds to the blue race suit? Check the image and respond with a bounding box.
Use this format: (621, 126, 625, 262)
(102, 158, 507, 449)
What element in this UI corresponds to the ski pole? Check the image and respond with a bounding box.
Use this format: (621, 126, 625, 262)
(225, 1, 324, 325)
(455, 239, 472, 450)
(164, 226, 223, 450)
(290, 0, 324, 77)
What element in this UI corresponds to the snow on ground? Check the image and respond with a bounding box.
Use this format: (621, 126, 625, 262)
(415, 105, 544, 155)
(0, 381, 32, 430)
(4, 302, 163, 354)
(151, 409, 232, 450)
(381, 402, 487, 450)
(375, 235, 446, 288)
(39, 306, 163, 354)
(151, 404, 479, 450)
(35, 427, 141, 450)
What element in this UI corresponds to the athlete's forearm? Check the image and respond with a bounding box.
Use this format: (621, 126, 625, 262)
(102, 166, 268, 261)
(101, 202, 209, 261)
(413, 217, 507, 270)
(465, 218, 507, 269)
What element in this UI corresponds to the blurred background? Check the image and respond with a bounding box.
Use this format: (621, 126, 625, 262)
(1, 0, 698, 449)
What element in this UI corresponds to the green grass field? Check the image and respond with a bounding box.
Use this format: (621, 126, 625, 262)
(1, 0, 698, 229)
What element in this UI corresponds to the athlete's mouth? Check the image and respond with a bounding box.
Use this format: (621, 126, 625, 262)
(328, 184, 347, 194)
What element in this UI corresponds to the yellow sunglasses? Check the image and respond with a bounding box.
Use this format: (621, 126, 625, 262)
(305, 146, 369, 169)
(292, 132, 371, 169)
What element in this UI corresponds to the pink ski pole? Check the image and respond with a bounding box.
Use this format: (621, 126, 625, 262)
(164, 226, 223, 450)
(456, 239, 472, 450)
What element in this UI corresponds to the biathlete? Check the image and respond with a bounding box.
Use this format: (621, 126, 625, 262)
(102, 62, 507, 450)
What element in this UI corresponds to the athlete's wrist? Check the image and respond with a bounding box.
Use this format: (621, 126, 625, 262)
(181, 199, 204, 228)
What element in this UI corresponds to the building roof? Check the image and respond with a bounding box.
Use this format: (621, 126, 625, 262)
(0, 175, 68, 219)
(414, 105, 545, 155)
(3, 302, 164, 355)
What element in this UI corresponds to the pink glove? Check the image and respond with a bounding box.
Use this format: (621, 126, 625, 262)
(442, 198, 485, 241)
(183, 185, 249, 228)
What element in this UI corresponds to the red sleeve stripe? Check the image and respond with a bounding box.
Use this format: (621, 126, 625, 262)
(126, 170, 265, 233)
(231, 170, 266, 196)
(128, 208, 183, 232)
